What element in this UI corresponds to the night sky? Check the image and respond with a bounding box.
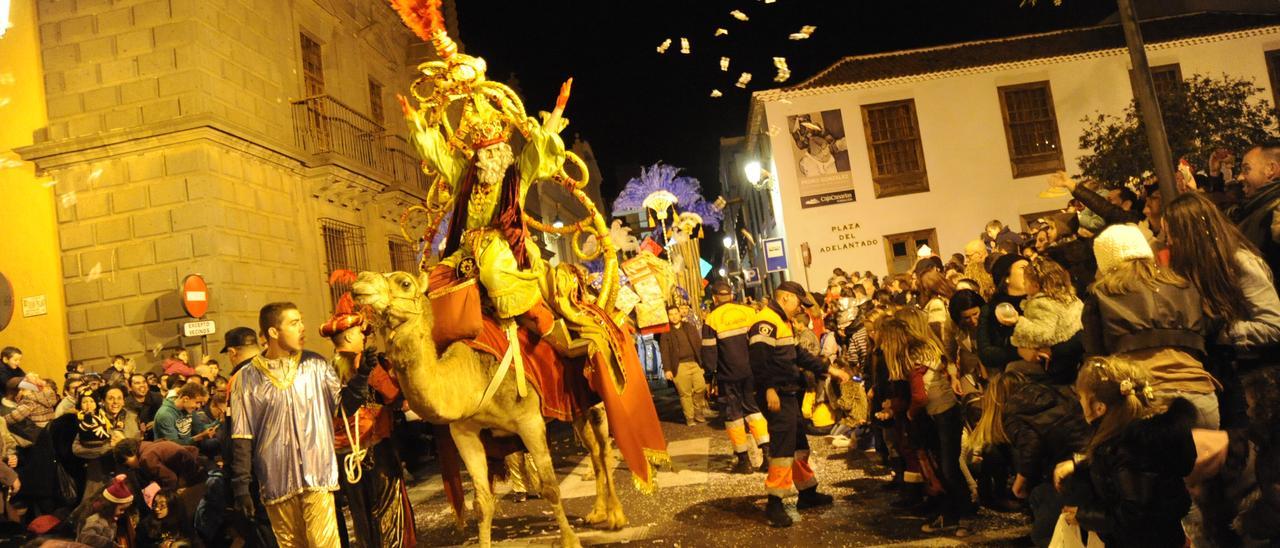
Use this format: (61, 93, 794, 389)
(455, 0, 1120, 208)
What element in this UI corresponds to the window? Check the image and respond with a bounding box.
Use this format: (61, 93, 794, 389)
(1266, 50, 1280, 118)
(320, 218, 367, 309)
(1019, 209, 1065, 232)
(1149, 64, 1182, 100)
(882, 228, 938, 275)
(368, 78, 384, 124)
(861, 99, 929, 198)
(300, 33, 325, 97)
(998, 81, 1065, 178)
(388, 238, 417, 273)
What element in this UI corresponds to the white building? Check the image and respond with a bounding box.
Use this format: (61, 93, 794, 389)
(746, 10, 1280, 283)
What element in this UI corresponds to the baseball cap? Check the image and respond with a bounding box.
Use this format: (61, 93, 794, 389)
(711, 280, 732, 295)
(220, 327, 259, 353)
(776, 281, 816, 308)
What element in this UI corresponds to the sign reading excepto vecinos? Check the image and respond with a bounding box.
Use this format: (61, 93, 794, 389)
(182, 320, 216, 337)
(181, 274, 209, 318)
(763, 238, 788, 273)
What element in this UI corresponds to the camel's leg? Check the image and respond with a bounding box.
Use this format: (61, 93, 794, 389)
(588, 405, 628, 529)
(574, 414, 610, 526)
(451, 423, 496, 548)
(517, 415, 580, 548)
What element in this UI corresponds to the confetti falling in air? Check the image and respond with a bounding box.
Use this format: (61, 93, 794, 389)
(789, 25, 817, 40)
(710, 89, 723, 98)
(773, 57, 791, 82)
(86, 262, 103, 282)
(60, 191, 77, 208)
(730, 10, 749, 21)
(42, 179, 57, 188)
(656, 38, 672, 54)
(736, 72, 752, 88)
(151, 343, 164, 357)
(0, 73, 14, 86)
(0, 157, 22, 169)
(88, 167, 103, 182)
(720, 57, 730, 72)
(680, 37, 690, 55)
(0, 97, 10, 108)
(714, 28, 728, 37)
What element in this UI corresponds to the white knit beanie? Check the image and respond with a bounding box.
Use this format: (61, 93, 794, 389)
(1093, 224, 1153, 273)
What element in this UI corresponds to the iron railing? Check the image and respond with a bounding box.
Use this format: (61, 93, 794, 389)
(291, 95, 430, 192)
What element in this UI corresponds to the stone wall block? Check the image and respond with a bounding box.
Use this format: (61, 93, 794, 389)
(43, 44, 79, 72)
(60, 223, 95, 251)
(148, 178, 187, 205)
(59, 15, 96, 43)
(45, 93, 83, 118)
(107, 329, 144, 356)
(79, 35, 115, 64)
(67, 308, 88, 333)
(96, 7, 134, 35)
(78, 249, 115, 276)
(123, 300, 160, 325)
(70, 334, 109, 361)
(141, 98, 181, 124)
(62, 254, 80, 279)
(137, 49, 175, 76)
(116, 28, 153, 57)
(75, 192, 110, 220)
(83, 86, 120, 112)
(65, 280, 102, 306)
(101, 273, 140, 300)
(128, 153, 165, 182)
(111, 186, 148, 213)
(117, 241, 155, 269)
(155, 233, 193, 263)
(138, 266, 177, 294)
(132, 0, 171, 27)
(63, 65, 99, 93)
(163, 146, 207, 175)
(86, 304, 124, 331)
(99, 58, 138, 85)
(103, 107, 142, 130)
(93, 217, 131, 244)
(120, 78, 158, 104)
(132, 209, 171, 237)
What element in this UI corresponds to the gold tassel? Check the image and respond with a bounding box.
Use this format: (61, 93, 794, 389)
(647, 210, 657, 228)
(695, 224, 704, 239)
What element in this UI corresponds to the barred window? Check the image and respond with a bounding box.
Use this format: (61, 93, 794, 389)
(388, 239, 418, 273)
(998, 81, 1065, 178)
(320, 218, 367, 309)
(882, 228, 937, 275)
(861, 99, 929, 198)
(1149, 64, 1182, 100)
(300, 33, 325, 96)
(368, 78, 384, 124)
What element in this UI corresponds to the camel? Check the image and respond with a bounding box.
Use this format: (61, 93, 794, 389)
(352, 270, 626, 548)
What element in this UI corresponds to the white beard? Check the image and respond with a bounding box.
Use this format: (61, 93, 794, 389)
(476, 143, 515, 185)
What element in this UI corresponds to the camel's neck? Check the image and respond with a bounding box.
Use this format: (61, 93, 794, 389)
(383, 310, 473, 423)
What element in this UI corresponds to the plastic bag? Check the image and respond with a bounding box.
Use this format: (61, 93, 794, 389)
(1049, 513, 1105, 548)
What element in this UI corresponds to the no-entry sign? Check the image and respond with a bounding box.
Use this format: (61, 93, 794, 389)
(181, 274, 209, 318)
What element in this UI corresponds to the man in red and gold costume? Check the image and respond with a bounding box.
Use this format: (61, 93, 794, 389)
(321, 301, 415, 548)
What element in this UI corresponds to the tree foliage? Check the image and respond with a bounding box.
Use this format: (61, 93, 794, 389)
(1077, 74, 1280, 187)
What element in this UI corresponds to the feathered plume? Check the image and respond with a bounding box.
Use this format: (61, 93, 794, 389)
(327, 269, 358, 315)
(388, 0, 445, 43)
(612, 163, 723, 230)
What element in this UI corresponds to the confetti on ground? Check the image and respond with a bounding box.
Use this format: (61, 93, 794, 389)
(730, 10, 748, 21)
(680, 37, 690, 54)
(719, 57, 730, 72)
(714, 28, 728, 37)
(789, 25, 817, 40)
(735, 72, 752, 88)
(60, 191, 77, 208)
(656, 39, 672, 54)
(710, 90, 723, 98)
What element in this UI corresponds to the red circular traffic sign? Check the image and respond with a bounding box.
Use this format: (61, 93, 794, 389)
(181, 274, 209, 318)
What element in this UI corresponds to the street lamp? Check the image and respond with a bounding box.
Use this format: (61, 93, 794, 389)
(722, 235, 735, 248)
(743, 160, 773, 190)
(718, 267, 727, 277)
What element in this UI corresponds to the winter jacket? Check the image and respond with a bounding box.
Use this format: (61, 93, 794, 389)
(983, 227, 1024, 253)
(1065, 398, 1198, 547)
(1002, 379, 1089, 486)
(153, 397, 195, 446)
(748, 302, 828, 394)
(1235, 438, 1280, 543)
(1010, 294, 1083, 350)
(658, 321, 703, 377)
(976, 292, 1025, 373)
(1220, 249, 1280, 350)
(137, 440, 202, 490)
(701, 301, 757, 382)
(1232, 180, 1280, 288)
(163, 358, 197, 377)
(1083, 279, 1205, 358)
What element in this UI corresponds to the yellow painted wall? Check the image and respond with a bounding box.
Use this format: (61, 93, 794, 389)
(0, 0, 71, 381)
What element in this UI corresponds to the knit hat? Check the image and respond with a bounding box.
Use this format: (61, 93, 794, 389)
(104, 474, 134, 504)
(989, 253, 1025, 290)
(1093, 224, 1153, 273)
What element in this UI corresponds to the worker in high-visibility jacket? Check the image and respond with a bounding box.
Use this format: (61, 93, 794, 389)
(701, 281, 771, 474)
(748, 281, 850, 528)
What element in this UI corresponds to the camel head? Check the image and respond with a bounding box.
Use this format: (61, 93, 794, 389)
(351, 270, 431, 330)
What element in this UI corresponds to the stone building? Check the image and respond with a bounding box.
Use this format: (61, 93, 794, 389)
(11, 0, 460, 370)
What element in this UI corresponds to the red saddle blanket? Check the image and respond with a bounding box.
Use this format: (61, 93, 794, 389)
(460, 316, 595, 422)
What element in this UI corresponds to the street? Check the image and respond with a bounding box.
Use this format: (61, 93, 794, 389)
(405, 387, 1031, 547)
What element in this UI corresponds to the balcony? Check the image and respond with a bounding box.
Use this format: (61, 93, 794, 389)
(291, 94, 430, 193)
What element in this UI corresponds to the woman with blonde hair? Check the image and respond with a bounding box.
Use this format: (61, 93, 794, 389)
(1085, 224, 1218, 428)
(1054, 356, 1198, 547)
(873, 319, 929, 510)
